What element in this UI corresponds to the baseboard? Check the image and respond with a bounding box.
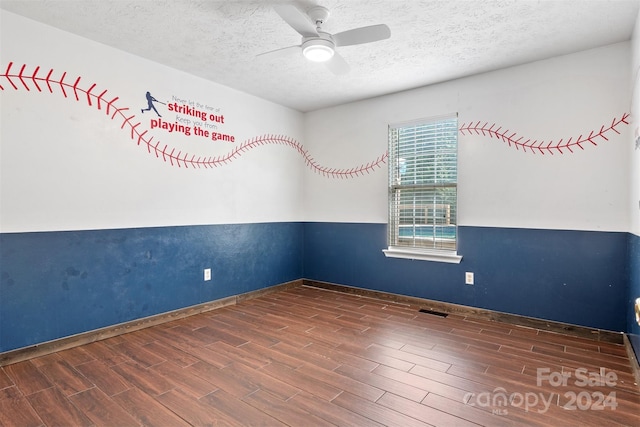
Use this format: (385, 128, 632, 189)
(0, 279, 302, 367)
(303, 279, 624, 345)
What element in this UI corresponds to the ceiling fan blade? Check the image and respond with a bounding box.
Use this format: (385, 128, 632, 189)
(332, 24, 391, 47)
(273, 4, 318, 38)
(256, 45, 300, 59)
(325, 51, 350, 75)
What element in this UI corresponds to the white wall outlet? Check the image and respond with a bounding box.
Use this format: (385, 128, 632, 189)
(204, 268, 211, 281)
(465, 272, 474, 285)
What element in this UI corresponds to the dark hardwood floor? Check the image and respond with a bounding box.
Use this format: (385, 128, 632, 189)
(1, 285, 639, 426)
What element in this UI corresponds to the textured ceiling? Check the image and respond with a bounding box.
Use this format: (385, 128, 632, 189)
(1, 0, 639, 112)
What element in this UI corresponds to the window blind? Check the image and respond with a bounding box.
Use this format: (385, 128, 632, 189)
(388, 114, 458, 252)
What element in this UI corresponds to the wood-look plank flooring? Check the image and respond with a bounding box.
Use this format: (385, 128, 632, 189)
(1, 285, 639, 426)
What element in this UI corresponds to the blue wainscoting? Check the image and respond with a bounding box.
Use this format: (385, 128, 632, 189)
(1, 221, 632, 354)
(0, 223, 303, 352)
(303, 223, 628, 332)
(628, 233, 640, 363)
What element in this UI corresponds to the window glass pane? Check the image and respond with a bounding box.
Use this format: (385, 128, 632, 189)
(390, 187, 457, 250)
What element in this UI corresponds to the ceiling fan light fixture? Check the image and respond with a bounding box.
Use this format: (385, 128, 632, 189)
(302, 39, 334, 62)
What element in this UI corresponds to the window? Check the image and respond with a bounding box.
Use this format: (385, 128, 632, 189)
(383, 114, 461, 263)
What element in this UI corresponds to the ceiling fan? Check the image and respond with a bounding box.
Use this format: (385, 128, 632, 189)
(258, 4, 391, 75)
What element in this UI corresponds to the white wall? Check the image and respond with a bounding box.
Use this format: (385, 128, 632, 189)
(303, 42, 631, 232)
(631, 8, 640, 237)
(2, 11, 633, 235)
(0, 11, 305, 232)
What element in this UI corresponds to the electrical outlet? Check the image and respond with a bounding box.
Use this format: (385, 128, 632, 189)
(465, 272, 474, 285)
(204, 268, 211, 281)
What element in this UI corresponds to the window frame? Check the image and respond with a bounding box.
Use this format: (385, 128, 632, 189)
(383, 114, 462, 263)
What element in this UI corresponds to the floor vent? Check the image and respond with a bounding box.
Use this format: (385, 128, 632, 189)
(419, 308, 448, 318)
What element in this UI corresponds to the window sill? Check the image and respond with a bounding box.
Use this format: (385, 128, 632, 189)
(382, 247, 462, 264)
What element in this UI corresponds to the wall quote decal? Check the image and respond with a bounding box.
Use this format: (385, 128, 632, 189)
(141, 92, 234, 142)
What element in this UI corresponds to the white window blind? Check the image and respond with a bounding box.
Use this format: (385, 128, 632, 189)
(387, 114, 458, 256)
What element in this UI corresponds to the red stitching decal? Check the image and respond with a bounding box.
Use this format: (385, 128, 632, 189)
(459, 114, 630, 155)
(1, 62, 388, 178)
(8, 62, 625, 171)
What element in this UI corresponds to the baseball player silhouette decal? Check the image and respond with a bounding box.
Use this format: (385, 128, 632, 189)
(141, 91, 164, 117)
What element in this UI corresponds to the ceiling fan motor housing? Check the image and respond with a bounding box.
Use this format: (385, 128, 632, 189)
(307, 6, 330, 26)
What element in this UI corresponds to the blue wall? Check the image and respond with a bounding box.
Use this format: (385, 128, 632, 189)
(628, 233, 640, 363)
(303, 223, 629, 332)
(0, 221, 634, 353)
(0, 223, 303, 352)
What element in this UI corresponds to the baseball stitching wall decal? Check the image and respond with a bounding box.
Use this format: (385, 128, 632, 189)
(1, 61, 630, 175)
(459, 114, 630, 154)
(0, 62, 386, 178)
